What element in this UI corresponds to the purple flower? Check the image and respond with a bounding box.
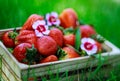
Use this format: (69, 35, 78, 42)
(80, 38, 98, 55)
(32, 20, 50, 37)
(46, 12, 60, 26)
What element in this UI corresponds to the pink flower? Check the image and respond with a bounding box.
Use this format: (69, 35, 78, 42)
(32, 20, 50, 37)
(46, 12, 60, 26)
(80, 38, 98, 55)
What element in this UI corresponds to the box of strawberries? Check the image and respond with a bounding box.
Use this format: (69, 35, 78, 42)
(0, 8, 120, 80)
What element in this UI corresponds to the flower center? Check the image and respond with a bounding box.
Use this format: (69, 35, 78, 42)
(49, 16, 56, 23)
(84, 42, 93, 50)
(37, 25, 46, 32)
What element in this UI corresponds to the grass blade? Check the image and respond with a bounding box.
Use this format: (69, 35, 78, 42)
(75, 27, 81, 50)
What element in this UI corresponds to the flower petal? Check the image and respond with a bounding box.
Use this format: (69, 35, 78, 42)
(51, 12, 58, 18)
(87, 38, 95, 44)
(38, 20, 46, 25)
(52, 19, 60, 26)
(35, 30, 43, 37)
(47, 21, 52, 26)
(81, 38, 98, 55)
(46, 13, 50, 20)
(32, 21, 40, 29)
(42, 30, 50, 35)
(44, 25, 49, 30)
(32, 20, 46, 29)
(81, 44, 86, 50)
(81, 38, 88, 44)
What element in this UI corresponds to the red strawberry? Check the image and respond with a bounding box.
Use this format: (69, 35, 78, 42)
(2, 31, 18, 48)
(61, 47, 80, 60)
(63, 34, 75, 46)
(80, 25, 96, 38)
(49, 28, 64, 47)
(15, 30, 37, 48)
(13, 43, 32, 63)
(95, 41, 102, 52)
(37, 36, 58, 56)
(40, 55, 58, 63)
(59, 8, 78, 28)
(21, 14, 43, 31)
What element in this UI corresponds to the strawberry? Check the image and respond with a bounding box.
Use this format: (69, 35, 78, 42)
(2, 30, 18, 48)
(49, 28, 64, 47)
(37, 36, 58, 56)
(63, 34, 75, 46)
(61, 46, 80, 60)
(21, 14, 43, 31)
(80, 25, 96, 38)
(15, 30, 37, 48)
(13, 43, 31, 63)
(13, 43, 37, 64)
(40, 55, 58, 63)
(59, 8, 78, 28)
(95, 41, 102, 53)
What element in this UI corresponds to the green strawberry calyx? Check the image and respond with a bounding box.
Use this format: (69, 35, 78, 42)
(56, 47, 67, 60)
(26, 45, 37, 64)
(8, 28, 18, 39)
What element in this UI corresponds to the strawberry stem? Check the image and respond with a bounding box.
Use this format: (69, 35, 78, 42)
(63, 27, 75, 35)
(56, 47, 67, 60)
(26, 45, 37, 64)
(8, 29, 18, 39)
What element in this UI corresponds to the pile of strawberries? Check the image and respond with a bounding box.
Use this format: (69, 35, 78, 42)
(2, 8, 105, 65)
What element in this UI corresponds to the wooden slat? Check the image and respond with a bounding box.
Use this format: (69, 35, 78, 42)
(2, 59, 22, 81)
(1, 71, 9, 81)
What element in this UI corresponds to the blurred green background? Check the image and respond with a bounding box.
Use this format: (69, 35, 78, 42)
(0, 0, 120, 48)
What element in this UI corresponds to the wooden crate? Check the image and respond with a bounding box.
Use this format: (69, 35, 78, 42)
(0, 28, 120, 81)
(1, 58, 119, 81)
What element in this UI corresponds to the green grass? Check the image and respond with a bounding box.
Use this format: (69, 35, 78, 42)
(0, 0, 120, 81)
(0, 0, 120, 48)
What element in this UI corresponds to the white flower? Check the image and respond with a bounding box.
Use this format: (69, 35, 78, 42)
(80, 38, 98, 55)
(46, 12, 60, 26)
(32, 20, 50, 37)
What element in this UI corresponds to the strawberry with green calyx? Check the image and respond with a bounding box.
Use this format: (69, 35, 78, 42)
(56, 46, 67, 60)
(13, 43, 38, 64)
(40, 55, 58, 63)
(13, 43, 32, 63)
(2, 29, 18, 48)
(61, 46, 80, 60)
(49, 28, 64, 47)
(63, 27, 76, 46)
